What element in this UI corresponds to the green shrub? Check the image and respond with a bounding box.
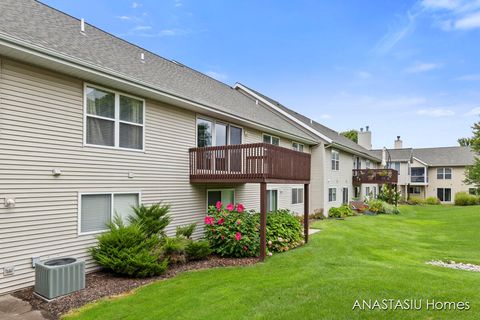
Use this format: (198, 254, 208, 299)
(264, 209, 304, 253)
(176, 223, 197, 239)
(309, 208, 326, 220)
(128, 203, 171, 237)
(160, 237, 189, 265)
(408, 196, 425, 205)
(425, 197, 441, 205)
(328, 204, 355, 218)
(367, 199, 400, 214)
(186, 240, 212, 261)
(204, 202, 260, 258)
(90, 216, 168, 278)
(378, 184, 401, 205)
(454, 192, 479, 206)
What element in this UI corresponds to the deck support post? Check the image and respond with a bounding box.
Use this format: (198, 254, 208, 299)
(259, 182, 267, 261)
(304, 183, 309, 243)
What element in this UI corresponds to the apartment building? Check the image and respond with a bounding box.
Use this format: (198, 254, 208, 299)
(371, 137, 476, 203)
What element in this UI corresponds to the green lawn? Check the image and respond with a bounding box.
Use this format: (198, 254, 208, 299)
(67, 205, 480, 320)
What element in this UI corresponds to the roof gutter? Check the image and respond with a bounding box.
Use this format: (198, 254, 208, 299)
(0, 32, 318, 145)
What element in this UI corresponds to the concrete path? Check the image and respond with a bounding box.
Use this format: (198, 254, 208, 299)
(0, 295, 47, 320)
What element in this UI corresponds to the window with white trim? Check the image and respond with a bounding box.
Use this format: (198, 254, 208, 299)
(267, 190, 278, 212)
(437, 168, 452, 180)
(80, 192, 139, 234)
(328, 188, 337, 202)
(292, 188, 304, 204)
(207, 189, 235, 209)
(366, 160, 371, 169)
(331, 149, 340, 171)
(85, 86, 144, 150)
(292, 142, 304, 152)
(263, 134, 280, 146)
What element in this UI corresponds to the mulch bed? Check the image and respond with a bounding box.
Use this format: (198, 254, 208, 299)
(13, 256, 258, 320)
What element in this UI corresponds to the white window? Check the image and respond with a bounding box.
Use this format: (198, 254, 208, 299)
(197, 118, 243, 147)
(263, 134, 280, 146)
(207, 189, 235, 209)
(331, 149, 340, 171)
(388, 162, 401, 174)
(437, 188, 452, 202)
(292, 142, 304, 152)
(365, 187, 371, 196)
(409, 187, 421, 194)
(79, 192, 140, 234)
(437, 168, 452, 180)
(328, 188, 337, 202)
(469, 188, 479, 195)
(267, 189, 278, 212)
(292, 188, 304, 204)
(85, 85, 144, 150)
(366, 160, 371, 169)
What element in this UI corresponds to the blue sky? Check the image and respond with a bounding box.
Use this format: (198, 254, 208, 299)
(42, 0, 480, 148)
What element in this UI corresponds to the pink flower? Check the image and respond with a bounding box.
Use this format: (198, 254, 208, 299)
(221, 235, 225, 240)
(235, 232, 242, 241)
(217, 218, 225, 225)
(226, 203, 234, 212)
(236, 219, 242, 225)
(204, 216, 214, 225)
(216, 201, 223, 211)
(237, 203, 245, 213)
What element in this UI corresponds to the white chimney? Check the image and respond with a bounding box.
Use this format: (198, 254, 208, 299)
(357, 125, 372, 150)
(394, 136, 403, 149)
(80, 18, 85, 33)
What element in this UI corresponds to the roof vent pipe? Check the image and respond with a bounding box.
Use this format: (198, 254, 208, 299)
(80, 18, 85, 33)
(140, 52, 145, 62)
(366, 125, 369, 132)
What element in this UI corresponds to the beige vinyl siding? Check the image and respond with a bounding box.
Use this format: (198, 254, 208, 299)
(0, 58, 315, 294)
(425, 166, 471, 202)
(0, 58, 206, 294)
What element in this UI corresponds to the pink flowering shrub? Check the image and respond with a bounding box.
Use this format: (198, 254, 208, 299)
(204, 202, 260, 257)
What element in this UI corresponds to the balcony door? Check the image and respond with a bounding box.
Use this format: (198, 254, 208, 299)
(342, 187, 348, 204)
(229, 126, 242, 172)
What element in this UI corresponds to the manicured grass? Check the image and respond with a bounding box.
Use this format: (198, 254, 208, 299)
(66, 206, 480, 319)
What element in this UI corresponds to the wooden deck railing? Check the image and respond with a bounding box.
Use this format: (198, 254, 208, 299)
(189, 143, 311, 183)
(352, 169, 398, 185)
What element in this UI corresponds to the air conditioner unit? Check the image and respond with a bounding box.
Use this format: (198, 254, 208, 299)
(35, 257, 85, 300)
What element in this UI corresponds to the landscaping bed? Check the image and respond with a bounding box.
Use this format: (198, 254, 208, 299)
(13, 256, 258, 320)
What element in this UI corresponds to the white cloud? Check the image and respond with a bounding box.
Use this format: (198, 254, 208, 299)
(132, 2, 142, 8)
(158, 28, 190, 36)
(416, 108, 455, 117)
(454, 73, 480, 81)
(356, 71, 372, 79)
(174, 0, 183, 7)
(455, 11, 480, 29)
(372, 3, 424, 55)
(465, 107, 480, 116)
(117, 16, 132, 21)
(319, 114, 332, 119)
(422, 0, 461, 10)
(405, 62, 441, 73)
(133, 25, 152, 31)
(205, 71, 228, 81)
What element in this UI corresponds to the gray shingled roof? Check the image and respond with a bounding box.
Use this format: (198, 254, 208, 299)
(0, 0, 314, 141)
(371, 146, 475, 166)
(413, 146, 475, 166)
(238, 84, 381, 161)
(370, 148, 413, 162)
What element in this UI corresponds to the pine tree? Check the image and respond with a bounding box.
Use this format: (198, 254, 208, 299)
(464, 120, 480, 187)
